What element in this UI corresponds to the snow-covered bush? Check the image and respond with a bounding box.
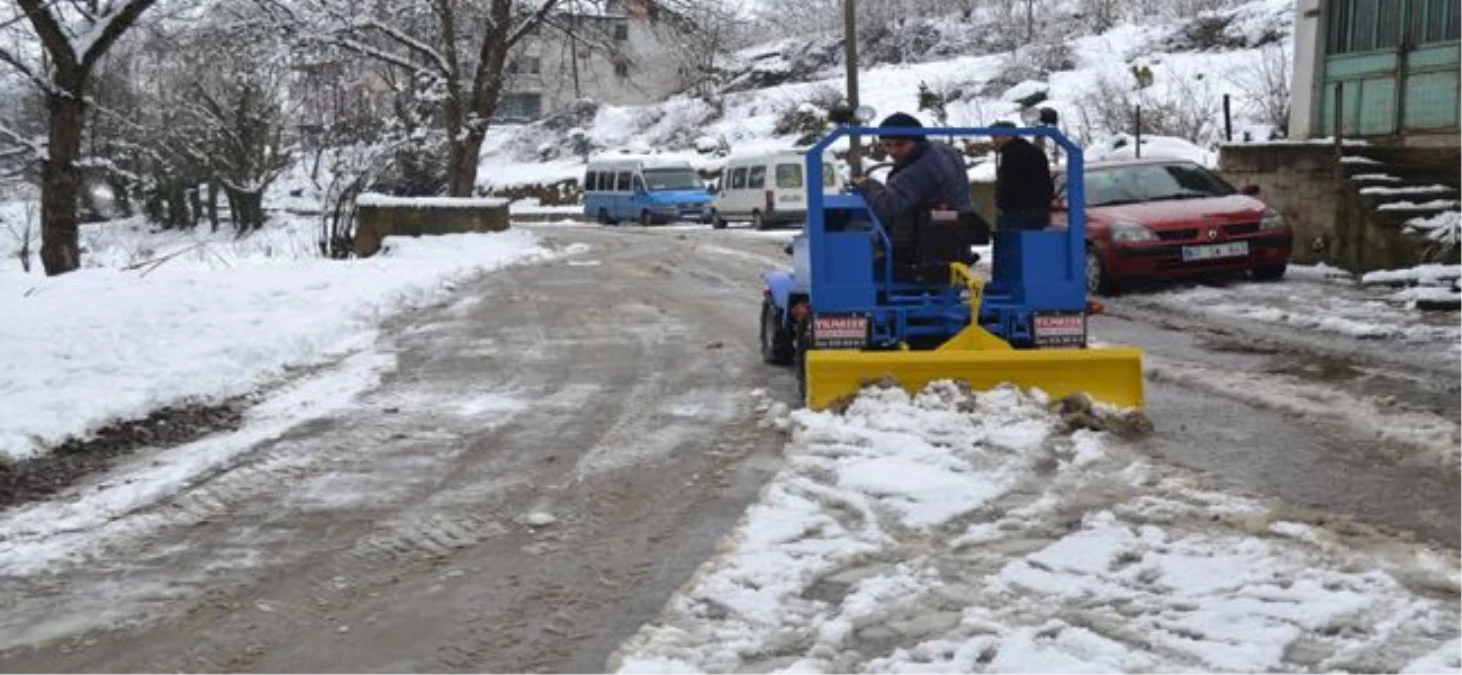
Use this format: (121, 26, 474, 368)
(773, 85, 843, 145)
(1074, 66, 1222, 147)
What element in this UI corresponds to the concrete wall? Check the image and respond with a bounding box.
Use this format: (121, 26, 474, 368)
(1289, 0, 1324, 139)
(1219, 144, 1339, 264)
(1218, 144, 1435, 272)
(354, 204, 510, 258)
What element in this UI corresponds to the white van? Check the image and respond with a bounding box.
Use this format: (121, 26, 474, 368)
(711, 151, 839, 230)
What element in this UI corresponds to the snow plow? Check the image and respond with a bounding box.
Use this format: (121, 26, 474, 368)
(760, 124, 1145, 410)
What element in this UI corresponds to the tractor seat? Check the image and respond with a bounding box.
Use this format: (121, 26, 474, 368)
(894, 209, 989, 283)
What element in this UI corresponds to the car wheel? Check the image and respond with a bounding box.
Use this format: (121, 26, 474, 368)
(760, 299, 794, 366)
(1251, 264, 1287, 281)
(752, 210, 768, 231)
(639, 209, 655, 226)
(597, 208, 612, 226)
(711, 209, 727, 230)
(1085, 248, 1117, 296)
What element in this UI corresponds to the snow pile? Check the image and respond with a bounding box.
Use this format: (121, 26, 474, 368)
(1362, 263, 1462, 287)
(1379, 200, 1462, 212)
(1138, 271, 1462, 341)
(1404, 211, 1462, 247)
(0, 216, 555, 461)
(1088, 134, 1218, 167)
(1360, 261, 1462, 310)
(612, 384, 1459, 673)
(1360, 184, 1454, 196)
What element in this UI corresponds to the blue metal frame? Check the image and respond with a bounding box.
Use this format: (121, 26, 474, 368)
(788, 125, 1087, 349)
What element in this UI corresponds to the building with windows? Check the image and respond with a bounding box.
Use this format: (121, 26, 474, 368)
(494, 0, 695, 123)
(1290, 0, 1460, 143)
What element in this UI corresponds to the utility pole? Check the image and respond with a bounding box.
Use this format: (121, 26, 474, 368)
(571, 35, 582, 99)
(843, 0, 862, 177)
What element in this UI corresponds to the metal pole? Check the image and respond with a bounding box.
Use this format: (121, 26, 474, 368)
(843, 0, 862, 177)
(1223, 94, 1232, 141)
(1134, 105, 1142, 159)
(1332, 82, 1343, 159)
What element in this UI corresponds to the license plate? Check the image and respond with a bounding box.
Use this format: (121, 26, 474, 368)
(1182, 241, 1249, 261)
(812, 315, 868, 349)
(1033, 312, 1086, 349)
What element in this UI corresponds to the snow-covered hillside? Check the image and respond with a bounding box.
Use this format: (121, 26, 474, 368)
(476, 0, 1294, 192)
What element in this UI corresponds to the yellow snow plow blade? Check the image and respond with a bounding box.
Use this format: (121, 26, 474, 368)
(803, 263, 1144, 411)
(804, 347, 1145, 410)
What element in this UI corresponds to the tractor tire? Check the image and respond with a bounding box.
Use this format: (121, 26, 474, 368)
(760, 299, 795, 366)
(640, 209, 655, 226)
(1085, 248, 1118, 297)
(597, 209, 613, 226)
(1251, 264, 1287, 281)
(711, 210, 727, 230)
(752, 210, 768, 231)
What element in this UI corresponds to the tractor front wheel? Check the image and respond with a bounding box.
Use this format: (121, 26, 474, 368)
(760, 299, 795, 366)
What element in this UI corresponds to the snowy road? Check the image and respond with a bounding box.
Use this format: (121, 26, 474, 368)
(0, 223, 1456, 672)
(0, 227, 795, 672)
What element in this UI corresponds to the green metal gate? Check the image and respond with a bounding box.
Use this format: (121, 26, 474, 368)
(1320, 0, 1461, 136)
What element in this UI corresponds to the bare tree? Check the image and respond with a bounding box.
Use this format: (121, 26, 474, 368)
(1232, 42, 1291, 133)
(0, 0, 160, 275)
(260, 0, 567, 197)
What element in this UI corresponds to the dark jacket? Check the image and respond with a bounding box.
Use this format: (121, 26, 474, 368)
(995, 137, 1054, 212)
(860, 141, 976, 245)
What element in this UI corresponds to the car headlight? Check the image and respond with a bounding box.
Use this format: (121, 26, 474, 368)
(1110, 221, 1159, 243)
(1260, 208, 1287, 230)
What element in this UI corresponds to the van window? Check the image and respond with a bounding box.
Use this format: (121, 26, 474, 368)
(584, 171, 597, 191)
(643, 167, 701, 190)
(632, 174, 646, 192)
(775, 164, 802, 189)
(748, 165, 766, 189)
(616, 171, 631, 192)
(730, 167, 747, 190)
(824, 164, 837, 186)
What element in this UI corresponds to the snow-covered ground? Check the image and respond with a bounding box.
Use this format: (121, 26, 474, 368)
(611, 384, 1461, 674)
(0, 215, 558, 462)
(1126, 264, 1462, 343)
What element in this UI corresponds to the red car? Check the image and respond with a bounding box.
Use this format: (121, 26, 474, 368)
(1053, 159, 1293, 295)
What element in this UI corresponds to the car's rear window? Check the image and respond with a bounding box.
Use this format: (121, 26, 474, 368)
(1060, 163, 1237, 207)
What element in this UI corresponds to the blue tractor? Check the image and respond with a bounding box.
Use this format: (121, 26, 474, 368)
(760, 124, 1144, 410)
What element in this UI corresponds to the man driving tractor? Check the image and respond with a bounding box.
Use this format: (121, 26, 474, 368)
(853, 112, 987, 278)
